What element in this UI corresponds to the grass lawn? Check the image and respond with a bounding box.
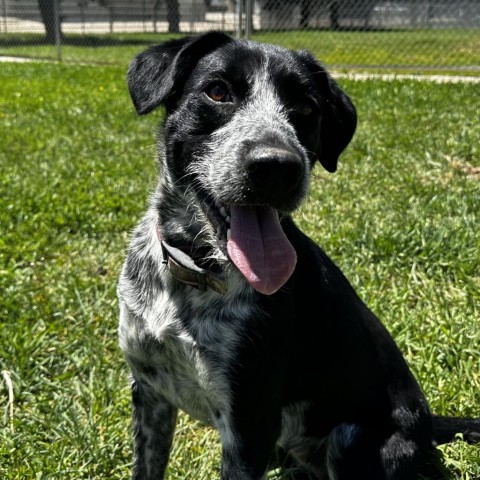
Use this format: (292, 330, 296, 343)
(0, 29, 479, 74)
(0, 59, 479, 479)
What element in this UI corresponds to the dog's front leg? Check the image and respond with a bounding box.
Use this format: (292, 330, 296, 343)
(214, 299, 292, 479)
(215, 363, 283, 480)
(130, 378, 178, 480)
(217, 412, 281, 480)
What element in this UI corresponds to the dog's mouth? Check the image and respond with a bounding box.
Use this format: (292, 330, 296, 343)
(203, 194, 297, 295)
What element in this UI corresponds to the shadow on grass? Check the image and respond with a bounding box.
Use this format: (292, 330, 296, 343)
(0, 33, 182, 49)
(253, 25, 406, 34)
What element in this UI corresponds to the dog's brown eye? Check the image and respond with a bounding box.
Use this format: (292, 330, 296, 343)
(206, 83, 231, 103)
(297, 102, 314, 116)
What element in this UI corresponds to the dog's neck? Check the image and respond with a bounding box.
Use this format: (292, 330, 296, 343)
(155, 222, 228, 295)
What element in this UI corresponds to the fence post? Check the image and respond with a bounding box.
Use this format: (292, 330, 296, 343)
(1, 0, 7, 33)
(236, 0, 244, 38)
(245, 0, 253, 39)
(53, 0, 62, 61)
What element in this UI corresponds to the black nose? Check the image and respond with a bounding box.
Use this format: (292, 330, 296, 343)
(244, 146, 305, 202)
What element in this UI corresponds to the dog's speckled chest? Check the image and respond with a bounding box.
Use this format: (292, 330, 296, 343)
(118, 272, 256, 427)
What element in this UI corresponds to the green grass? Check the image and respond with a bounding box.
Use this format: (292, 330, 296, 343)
(1, 29, 479, 74)
(0, 61, 479, 479)
(0, 33, 183, 67)
(254, 29, 480, 70)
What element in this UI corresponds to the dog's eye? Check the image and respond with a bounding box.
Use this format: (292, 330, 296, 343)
(206, 83, 232, 103)
(296, 101, 314, 116)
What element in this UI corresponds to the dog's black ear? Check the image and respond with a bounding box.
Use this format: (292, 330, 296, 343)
(298, 50, 357, 173)
(128, 31, 234, 115)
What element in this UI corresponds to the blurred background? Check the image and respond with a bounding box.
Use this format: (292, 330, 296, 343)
(0, 0, 479, 72)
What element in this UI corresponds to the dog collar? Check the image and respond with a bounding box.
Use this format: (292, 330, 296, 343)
(156, 226, 228, 295)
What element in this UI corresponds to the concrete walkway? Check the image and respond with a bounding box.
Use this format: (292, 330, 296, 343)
(334, 72, 480, 83)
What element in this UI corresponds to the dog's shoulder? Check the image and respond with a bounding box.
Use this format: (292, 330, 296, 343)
(118, 210, 164, 313)
(282, 215, 353, 295)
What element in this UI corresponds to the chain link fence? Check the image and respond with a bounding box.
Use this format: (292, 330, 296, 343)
(0, 0, 479, 72)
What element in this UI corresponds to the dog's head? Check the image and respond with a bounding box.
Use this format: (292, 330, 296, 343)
(128, 31, 357, 295)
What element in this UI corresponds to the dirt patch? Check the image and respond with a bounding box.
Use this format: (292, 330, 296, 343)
(451, 159, 480, 179)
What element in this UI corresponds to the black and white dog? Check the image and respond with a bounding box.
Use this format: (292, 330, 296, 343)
(117, 31, 479, 479)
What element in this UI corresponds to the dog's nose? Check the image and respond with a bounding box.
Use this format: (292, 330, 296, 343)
(244, 146, 304, 199)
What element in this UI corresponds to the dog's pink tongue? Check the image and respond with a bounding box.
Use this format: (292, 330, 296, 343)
(227, 205, 297, 295)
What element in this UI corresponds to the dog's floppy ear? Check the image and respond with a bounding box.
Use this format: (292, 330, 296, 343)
(298, 50, 357, 173)
(128, 31, 233, 115)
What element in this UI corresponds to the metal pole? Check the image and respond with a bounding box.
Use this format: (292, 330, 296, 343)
(190, 0, 195, 33)
(245, 0, 253, 39)
(142, 0, 146, 32)
(237, 0, 244, 38)
(1, 0, 7, 33)
(53, 0, 61, 61)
